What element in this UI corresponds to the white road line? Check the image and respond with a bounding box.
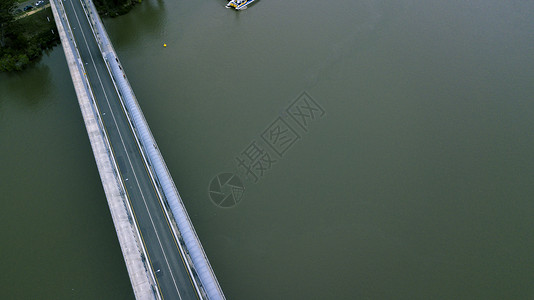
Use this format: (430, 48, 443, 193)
(66, 2, 183, 299)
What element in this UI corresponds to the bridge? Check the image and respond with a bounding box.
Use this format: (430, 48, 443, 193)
(49, 0, 225, 299)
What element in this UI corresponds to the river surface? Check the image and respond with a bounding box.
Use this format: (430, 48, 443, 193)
(1, 0, 533, 299)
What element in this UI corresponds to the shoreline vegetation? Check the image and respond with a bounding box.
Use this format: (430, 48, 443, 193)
(94, 0, 140, 18)
(0, 0, 139, 72)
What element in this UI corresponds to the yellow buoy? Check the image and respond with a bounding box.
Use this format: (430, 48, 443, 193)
(163, 43, 167, 47)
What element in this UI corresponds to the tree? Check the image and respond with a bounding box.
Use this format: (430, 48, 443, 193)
(0, 0, 17, 47)
(0, 0, 16, 24)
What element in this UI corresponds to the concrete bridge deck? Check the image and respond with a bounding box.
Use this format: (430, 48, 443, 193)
(50, 0, 224, 298)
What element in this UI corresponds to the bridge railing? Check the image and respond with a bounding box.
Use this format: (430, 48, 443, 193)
(77, 1, 226, 299)
(49, 0, 159, 299)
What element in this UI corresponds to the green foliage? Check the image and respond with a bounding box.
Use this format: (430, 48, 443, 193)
(0, 0, 17, 24)
(93, 0, 140, 17)
(0, 0, 139, 72)
(0, 54, 29, 71)
(15, 54, 29, 70)
(0, 9, 59, 72)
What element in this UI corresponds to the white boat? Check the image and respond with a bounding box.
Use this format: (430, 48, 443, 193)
(226, 0, 256, 10)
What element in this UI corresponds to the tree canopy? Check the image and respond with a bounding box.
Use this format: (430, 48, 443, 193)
(1, 0, 17, 48)
(1, 7, 59, 72)
(0, 0, 17, 24)
(93, 0, 137, 17)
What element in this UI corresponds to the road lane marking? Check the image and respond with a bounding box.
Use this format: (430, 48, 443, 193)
(65, 1, 183, 298)
(73, 2, 201, 296)
(85, 80, 165, 298)
(111, 83, 201, 298)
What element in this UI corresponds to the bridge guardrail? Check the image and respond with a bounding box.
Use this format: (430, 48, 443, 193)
(50, 1, 158, 298)
(77, 1, 225, 299)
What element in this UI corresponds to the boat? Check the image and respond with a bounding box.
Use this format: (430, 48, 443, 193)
(226, 0, 256, 10)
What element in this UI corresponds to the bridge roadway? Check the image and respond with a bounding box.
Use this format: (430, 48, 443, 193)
(62, 0, 199, 298)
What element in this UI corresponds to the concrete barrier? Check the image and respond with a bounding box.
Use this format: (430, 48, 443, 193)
(78, 0, 226, 298)
(50, 1, 157, 299)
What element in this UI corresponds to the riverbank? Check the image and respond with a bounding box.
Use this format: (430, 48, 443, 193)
(0, 7, 59, 72)
(0, 0, 139, 72)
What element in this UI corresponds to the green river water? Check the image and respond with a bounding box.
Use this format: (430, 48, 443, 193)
(1, 0, 533, 298)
